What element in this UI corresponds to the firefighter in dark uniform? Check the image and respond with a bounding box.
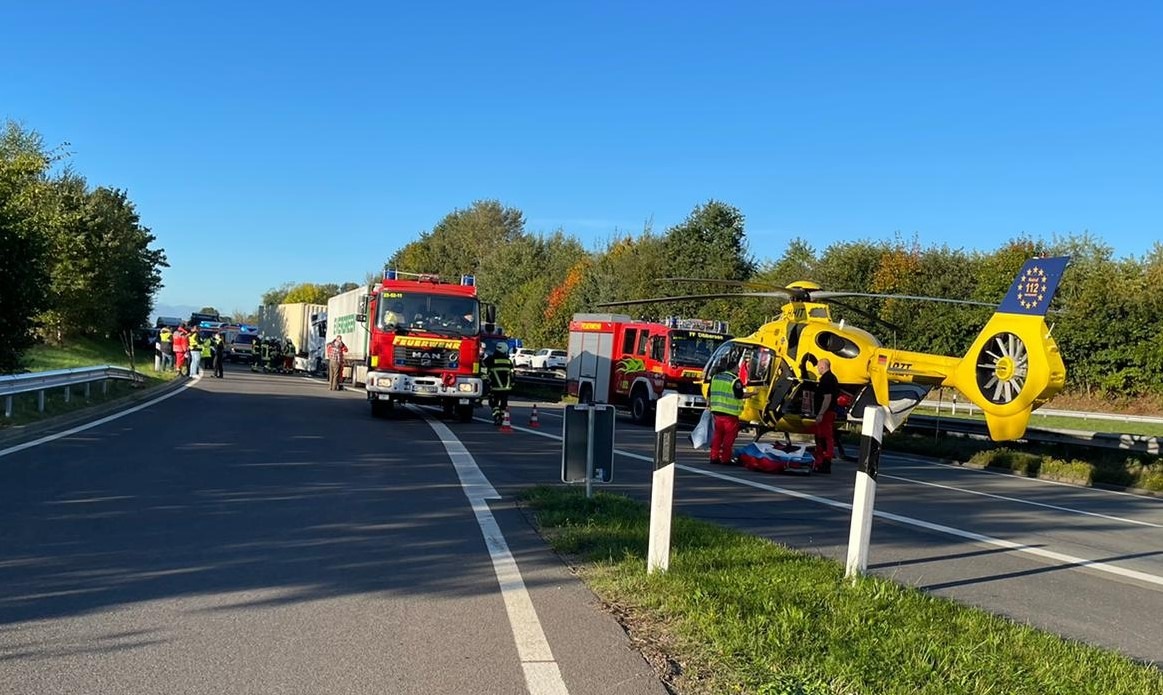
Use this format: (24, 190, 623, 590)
(483, 342, 513, 425)
(212, 332, 226, 378)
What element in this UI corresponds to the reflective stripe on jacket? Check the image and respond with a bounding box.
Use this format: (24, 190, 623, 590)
(709, 371, 744, 417)
(488, 357, 513, 391)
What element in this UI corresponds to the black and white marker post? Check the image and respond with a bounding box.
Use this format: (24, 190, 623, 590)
(647, 394, 680, 574)
(845, 404, 885, 578)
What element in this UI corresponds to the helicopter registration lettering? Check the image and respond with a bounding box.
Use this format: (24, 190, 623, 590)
(888, 361, 913, 372)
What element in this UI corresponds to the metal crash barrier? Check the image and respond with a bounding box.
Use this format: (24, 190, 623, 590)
(0, 366, 146, 418)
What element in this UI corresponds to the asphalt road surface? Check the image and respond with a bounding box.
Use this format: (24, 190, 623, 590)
(0, 369, 667, 695)
(3, 368, 1161, 695)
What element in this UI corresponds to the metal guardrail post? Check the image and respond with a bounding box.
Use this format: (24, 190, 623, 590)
(84, 382, 91, 400)
(64, 385, 70, 403)
(4, 396, 11, 418)
(38, 390, 45, 413)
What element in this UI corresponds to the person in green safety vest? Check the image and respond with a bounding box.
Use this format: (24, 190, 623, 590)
(707, 357, 752, 466)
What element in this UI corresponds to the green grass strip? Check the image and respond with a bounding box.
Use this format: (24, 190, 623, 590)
(3, 338, 178, 429)
(521, 486, 1163, 695)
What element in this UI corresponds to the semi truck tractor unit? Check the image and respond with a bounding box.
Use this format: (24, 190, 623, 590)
(344, 271, 491, 421)
(566, 313, 731, 424)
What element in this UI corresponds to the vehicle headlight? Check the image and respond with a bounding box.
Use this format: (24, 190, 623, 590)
(458, 382, 474, 393)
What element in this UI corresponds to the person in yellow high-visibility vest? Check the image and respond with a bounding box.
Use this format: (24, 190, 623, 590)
(188, 330, 203, 377)
(707, 361, 750, 466)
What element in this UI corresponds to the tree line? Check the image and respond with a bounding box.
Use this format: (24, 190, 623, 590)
(0, 121, 168, 373)
(388, 199, 1163, 398)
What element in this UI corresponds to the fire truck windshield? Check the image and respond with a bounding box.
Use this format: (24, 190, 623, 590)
(378, 293, 479, 337)
(669, 331, 727, 368)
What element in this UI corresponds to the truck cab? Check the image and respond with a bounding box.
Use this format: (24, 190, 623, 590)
(359, 271, 490, 421)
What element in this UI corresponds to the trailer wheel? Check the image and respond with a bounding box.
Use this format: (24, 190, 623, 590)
(630, 387, 653, 425)
(578, 383, 594, 404)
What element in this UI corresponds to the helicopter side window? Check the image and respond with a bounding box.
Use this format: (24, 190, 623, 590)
(815, 331, 860, 359)
(809, 307, 829, 319)
(787, 323, 805, 359)
(622, 328, 637, 355)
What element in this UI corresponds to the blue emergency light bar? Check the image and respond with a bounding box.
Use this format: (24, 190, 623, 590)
(461, 275, 475, 286)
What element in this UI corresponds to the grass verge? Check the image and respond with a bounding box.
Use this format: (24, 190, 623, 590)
(522, 486, 1163, 695)
(2, 337, 179, 430)
(883, 431, 1163, 494)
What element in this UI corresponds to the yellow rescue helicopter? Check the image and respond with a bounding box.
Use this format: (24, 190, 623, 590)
(599, 256, 1069, 441)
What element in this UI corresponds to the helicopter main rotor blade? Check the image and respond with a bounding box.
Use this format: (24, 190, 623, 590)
(662, 277, 787, 293)
(595, 291, 790, 308)
(812, 291, 996, 308)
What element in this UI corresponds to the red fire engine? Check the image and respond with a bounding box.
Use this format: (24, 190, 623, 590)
(359, 270, 495, 421)
(565, 313, 731, 424)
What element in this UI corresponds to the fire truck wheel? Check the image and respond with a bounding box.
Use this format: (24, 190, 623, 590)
(630, 388, 653, 425)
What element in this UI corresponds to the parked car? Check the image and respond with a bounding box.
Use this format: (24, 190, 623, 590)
(530, 348, 567, 370)
(511, 348, 537, 368)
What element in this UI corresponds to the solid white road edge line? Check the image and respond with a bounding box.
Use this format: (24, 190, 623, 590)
(879, 473, 1163, 529)
(492, 418, 1163, 589)
(421, 412, 570, 695)
(0, 378, 196, 459)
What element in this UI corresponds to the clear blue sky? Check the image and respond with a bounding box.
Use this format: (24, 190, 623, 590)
(5, 2, 1160, 316)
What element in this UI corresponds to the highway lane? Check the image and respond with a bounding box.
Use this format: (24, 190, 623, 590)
(484, 400, 1163, 666)
(0, 371, 666, 695)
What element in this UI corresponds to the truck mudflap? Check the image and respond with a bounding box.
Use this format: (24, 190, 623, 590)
(365, 372, 483, 400)
(664, 389, 706, 411)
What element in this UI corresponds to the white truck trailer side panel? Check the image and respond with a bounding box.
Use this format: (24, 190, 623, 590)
(259, 303, 326, 351)
(326, 287, 371, 383)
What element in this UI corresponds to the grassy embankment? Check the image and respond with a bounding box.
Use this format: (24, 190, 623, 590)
(1, 337, 179, 429)
(523, 486, 1163, 695)
(887, 393, 1163, 493)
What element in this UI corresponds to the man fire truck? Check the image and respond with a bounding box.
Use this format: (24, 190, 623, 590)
(357, 270, 494, 421)
(565, 313, 731, 424)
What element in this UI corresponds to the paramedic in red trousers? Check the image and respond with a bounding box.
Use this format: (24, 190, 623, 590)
(707, 361, 750, 466)
(812, 358, 839, 474)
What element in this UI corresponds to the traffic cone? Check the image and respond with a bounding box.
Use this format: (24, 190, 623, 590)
(500, 408, 513, 434)
(529, 404, 541, 428)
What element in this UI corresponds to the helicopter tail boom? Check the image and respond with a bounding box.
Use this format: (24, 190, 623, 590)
(869, 256, 1070, 441)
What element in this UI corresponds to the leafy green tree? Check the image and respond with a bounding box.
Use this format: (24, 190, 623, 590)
(0, 121, 54, 371)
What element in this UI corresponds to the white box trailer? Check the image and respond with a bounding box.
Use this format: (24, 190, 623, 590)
(325, 287, 372, 384)
(258, 302, 326, 354)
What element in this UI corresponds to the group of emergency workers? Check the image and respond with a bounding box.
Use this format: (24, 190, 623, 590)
(707, 348, 845, 474)
(249, 336, 297, 374)
(154, 325, 226, 379)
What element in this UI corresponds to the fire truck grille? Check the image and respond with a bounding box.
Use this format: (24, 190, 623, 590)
(393, 346, 459, 370)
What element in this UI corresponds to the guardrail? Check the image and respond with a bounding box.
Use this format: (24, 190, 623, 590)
(921, 398, 1163, 425)
(0, 366, 147, 417)
(903, 415, 1161, 455)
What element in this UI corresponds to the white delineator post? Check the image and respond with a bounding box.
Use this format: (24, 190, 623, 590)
(648, 394, 680, 574)
(846, 404, 885, 578)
